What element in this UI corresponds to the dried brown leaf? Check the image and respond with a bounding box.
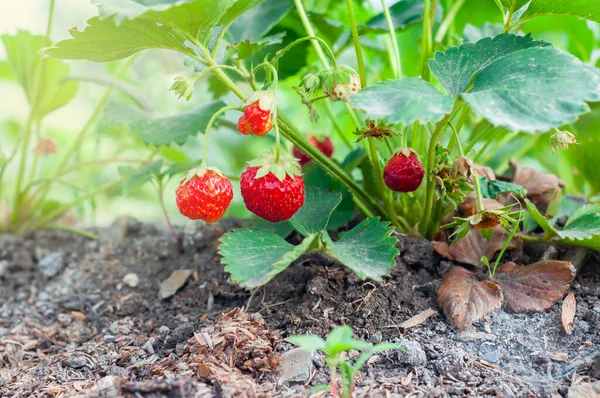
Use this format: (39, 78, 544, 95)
(433, 226, 519, 269)
(495, 261, 575, 313)
(562, 293, 576, 335)
(438, 267, 503, 330)
(510, 161, 564, 213)
(159, 269, 193, 299)
(398, 308, 437, 330)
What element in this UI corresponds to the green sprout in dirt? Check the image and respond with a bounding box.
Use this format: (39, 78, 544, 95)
(289, 325, 396, 398)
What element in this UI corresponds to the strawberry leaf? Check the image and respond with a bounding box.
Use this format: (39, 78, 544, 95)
(101, 100, 225, 146)
(525, 200, 600, 250)
(350, 78, 454, 125)
(45, 0, 267, 61)
(429, 34, 549, 96)
(321, 218, 399, 280)
(501, 0, 600, 23)
(220, 229, 318, 289)
(289, 187, 343, 237)
(495, 261, 575, 313)
(438, 266, 503, 330)
(429, 34, 600, 132)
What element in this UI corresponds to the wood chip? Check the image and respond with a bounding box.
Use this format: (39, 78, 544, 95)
(398, 308, 437, 330)
(562, 293, 576, 335)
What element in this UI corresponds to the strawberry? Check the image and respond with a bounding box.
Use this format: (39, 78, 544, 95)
(237, 92, 275, 136)
(240, 154, 305, 222)
(176, 168, 233, 223)
(383, 149, 424, 192)
(292, 136, 334, 166)
(323, 73, 361, 103)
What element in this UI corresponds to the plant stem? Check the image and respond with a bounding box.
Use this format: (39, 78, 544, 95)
(44, 224, 98, 240)
(293, 0, 332, 68)
(380, 0, 402, 78)
(279, 116, 387, 218)
(157, 178, 182, 254)
(270, 36, 337, 68)
(434, 0, 466, 43)
(419, 0, 433, 81)
(421, 111, 454, 237)
(201, 106, 241, 168)
(345, 0, 367, 88)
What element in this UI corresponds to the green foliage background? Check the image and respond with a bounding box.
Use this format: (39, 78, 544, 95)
(0, 0, 599, 228)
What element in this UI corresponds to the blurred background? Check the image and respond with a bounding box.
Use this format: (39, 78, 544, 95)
(1, 0, 598, 230)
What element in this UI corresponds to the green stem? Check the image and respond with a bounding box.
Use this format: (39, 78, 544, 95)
(368, 138, 401, 230)
(419, 0, 433, 80)
(270, 36, 337, 68)
(157, 178, 182, 254)
(201, 106, 241, 168)
(381, 0, 402, 78)
(422, 111, 454, 237)
(279, 116, 386, 218)
(345, 0, 367, 88)
(434, 0, 466, 43)
(10, 116, 35, 224)
(323, 102, 352, 149)
(44, 224, 98, 240)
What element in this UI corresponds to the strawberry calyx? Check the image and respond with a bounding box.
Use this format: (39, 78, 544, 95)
(247, 152, 302, 182)
(180, 167, 227, 185)
(245, 91, 276, 113)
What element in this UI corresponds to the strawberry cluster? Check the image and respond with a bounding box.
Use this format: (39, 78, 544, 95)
(176, 93, 319, 224)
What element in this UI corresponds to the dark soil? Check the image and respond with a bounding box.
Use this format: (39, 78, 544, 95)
(1, 218, 599, 397)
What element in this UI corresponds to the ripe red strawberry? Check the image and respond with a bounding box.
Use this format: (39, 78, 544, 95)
(383, 149, 424, 192)
(237, 101, 272, 136)
(240, 154, 305, 222)
(292, 136, 334, 166)
(176, 168, 233, 223)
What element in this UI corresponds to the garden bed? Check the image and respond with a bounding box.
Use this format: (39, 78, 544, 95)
(1, 219, 599, 397)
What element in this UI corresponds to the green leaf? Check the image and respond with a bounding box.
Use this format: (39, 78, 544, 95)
(96, 0, 266, 47)
(429, 34, 550, 96)
(463, 46, 600, 132)
(44, 17, 194, 62)
(525, 200, 600, 250)
(2, 31, 77, 119)
(483, 180, 527, 199)
(118, 160, 163, 194)
(365, 0, 441, 33)
(289, 187, 342, 237)
(501, 0, 600, 23)
(102, 100, 226, 146)
(288, 334, 327, 351)
(325, 326, 370, 357)
(350, 78, 454, 125)
(430, 34, 600, 132)
(227, 0, 293, 42)
(303, 163, 355, 231)
(220, 229, 318, 289)
(322, 218, 399, 280)
(226, 32, 285, 61)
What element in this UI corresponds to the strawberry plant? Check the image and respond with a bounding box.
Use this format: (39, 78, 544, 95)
(289, 325, 396, 397)
(36, 0, 600, 299)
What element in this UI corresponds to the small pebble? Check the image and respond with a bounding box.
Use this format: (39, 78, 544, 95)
(122, 273, 139, 288)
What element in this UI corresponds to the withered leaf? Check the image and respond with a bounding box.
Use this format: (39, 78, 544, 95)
(510, 161, 564, 213)
(495, 261, 575, 313)
(561, 293, 576, 335)
(438, 266, 503, 330)
(433, 226, 519, 269)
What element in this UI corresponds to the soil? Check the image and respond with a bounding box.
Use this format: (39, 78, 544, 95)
(1, 217, 599, 398)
